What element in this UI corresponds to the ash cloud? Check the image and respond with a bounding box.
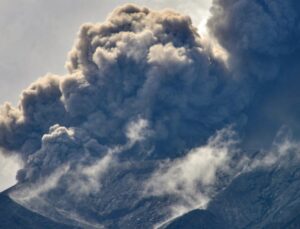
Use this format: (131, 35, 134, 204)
(209, 0, 300, 57)
(0, 3, 249, 169)
(208, 0, 300, 149)
(1, 1, 300, 228)
(0, 4, 250, 227)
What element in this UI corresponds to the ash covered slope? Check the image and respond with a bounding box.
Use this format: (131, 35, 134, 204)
(208, 165, 300, 229)
(0, 191, 75, 229)
(162, 161, 300, 229)
(160, 209, 225, 229)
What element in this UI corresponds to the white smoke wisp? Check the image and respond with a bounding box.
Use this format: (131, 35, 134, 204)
(144, 127, 243, 216)
(126, 118, 150, 144)
(248, 127, 300, 170)
(67, 118, 150, 196)
(10, 164, 70, 202)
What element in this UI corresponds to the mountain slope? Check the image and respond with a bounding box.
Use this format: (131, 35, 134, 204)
(160, 209, 225, 229)
(0, 192, 75, 229)
(164, 164, 300, 229)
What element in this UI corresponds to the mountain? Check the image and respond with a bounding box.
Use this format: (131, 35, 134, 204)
(160, 209, 225, 229)
(0, 191, 75, 229)
(163, 164, 300, 229)
(6, 161, 171, 229)
(4, 163, 300, 229)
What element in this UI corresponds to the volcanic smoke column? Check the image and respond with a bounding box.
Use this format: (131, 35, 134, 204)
(0, 3, 259, 228)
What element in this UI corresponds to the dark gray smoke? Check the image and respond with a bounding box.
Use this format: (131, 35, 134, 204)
(208, 0, 300, 148)
(0, 4, 249, 181)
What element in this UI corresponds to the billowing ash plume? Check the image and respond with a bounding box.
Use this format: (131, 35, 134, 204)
(207, 0, 300, 148)
(208, 0, 300, 75)
(209, 0, 300, 56)
(1, 1, 300, 228)
(0, 4, 249, 182)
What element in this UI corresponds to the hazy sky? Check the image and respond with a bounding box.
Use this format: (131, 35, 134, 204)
(0, 0, 212, 192)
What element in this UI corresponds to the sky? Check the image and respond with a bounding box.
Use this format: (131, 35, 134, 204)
(0, 0, 212, 192)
